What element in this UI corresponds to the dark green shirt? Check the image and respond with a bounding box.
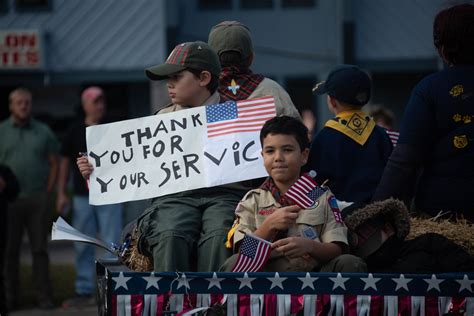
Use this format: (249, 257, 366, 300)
(0, 117, 59, 198)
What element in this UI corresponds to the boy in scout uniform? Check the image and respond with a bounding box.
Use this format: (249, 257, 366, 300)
(308, 65, 393, 204)
(78, 41, 247, 272)
(223, 116, 366, 272)
(208, 21, 301, 120)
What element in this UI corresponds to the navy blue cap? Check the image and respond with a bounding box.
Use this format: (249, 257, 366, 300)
(312, 65, 372, 106)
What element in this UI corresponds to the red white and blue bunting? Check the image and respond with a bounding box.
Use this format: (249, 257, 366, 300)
(98, 267, 474, 316)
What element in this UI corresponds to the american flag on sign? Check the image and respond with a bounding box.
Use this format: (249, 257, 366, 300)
(285, 174, 325, 209)
(205, 96, 276, 138)
(232, 233, 272, 272)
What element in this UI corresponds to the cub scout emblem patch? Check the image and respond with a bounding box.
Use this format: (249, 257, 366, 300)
(453, 135, 468, 149)
(227, 79, 240, 95)
(449, 85, 464, 97)
(328, 196, 343, 223)
(302, 226, 318, 240)
(347, 113, 368, 136)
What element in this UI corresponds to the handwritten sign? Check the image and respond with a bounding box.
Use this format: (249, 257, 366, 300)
(86, 96, 276, 205)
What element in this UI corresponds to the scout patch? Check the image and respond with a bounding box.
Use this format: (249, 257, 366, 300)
(302, 226, 318, 240)
(325, 110, 376, 146)
(227, 79, 240, 95)
(258, 208, 276, 216)
(453, 135, 468, 149)
(328, 195, 343, 223)
(449, 85, 464, 98)
(218, 66, 264, 101)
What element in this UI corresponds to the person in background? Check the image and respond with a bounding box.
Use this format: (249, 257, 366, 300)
(0, 87, 58, 310)
(368, 105, 395, 130)
(368, 105, 399, 146)
(208, 20, 301, 119)
(57, 87, 123, 308)
(301, 108, 317, 141)
(373, 4, 474, 222)
(0, 164, 19, 316)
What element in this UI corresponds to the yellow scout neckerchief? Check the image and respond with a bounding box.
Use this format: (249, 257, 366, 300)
(325, 110, 376, 146)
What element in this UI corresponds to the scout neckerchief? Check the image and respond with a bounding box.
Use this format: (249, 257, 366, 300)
(225, 177, 291, 248)
(260, 177, 299, 242)
(325, 109, 376, 146)
(219, 66, 264, 101)
(260, 177, 293, 207)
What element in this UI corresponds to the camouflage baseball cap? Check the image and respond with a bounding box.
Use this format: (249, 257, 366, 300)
(208, 21, 253, 60)
(145, 41, 221, 80)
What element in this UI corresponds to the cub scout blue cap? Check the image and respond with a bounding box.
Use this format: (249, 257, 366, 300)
(312, 65, 372, 106)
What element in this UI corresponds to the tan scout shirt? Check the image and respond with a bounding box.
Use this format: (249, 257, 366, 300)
(233, 187, 348, 271)
(249, 78, 302, 120)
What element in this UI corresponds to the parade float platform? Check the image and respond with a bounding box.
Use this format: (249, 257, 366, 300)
(96, 260, 474, 316)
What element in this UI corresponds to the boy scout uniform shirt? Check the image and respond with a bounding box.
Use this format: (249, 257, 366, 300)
(248, 78, 302, 120)
(233, 188, 348, 271)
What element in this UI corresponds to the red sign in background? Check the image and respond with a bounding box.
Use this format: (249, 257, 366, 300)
(0, 30, 42, 69)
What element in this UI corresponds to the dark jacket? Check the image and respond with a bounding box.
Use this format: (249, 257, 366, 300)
(344, 199, 474, 273)
(0, 164, 19, 211)
(373, 65, 474, 220)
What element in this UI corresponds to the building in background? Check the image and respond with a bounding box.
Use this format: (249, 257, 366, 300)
(0, 0, 166, 131)
(1, 0, 453, 132)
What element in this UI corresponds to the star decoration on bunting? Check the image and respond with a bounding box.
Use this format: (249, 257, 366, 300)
(361, 273, 381, 291)
(392, 274, 412, 291)
(456, 274, 474, 293)
(176, 273, 192, 290)
(268, 272, 287, 290)
(207, 272, 224, 290)
(424, 274, 443, 292)
(142, 272, 161, 290)
(237, 272, 256, 290)
(298, 272, 318, 290)
(330, 273, 349, 290)
(113, 272, 132, 290)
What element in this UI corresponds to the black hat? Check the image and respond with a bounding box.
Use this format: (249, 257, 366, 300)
(312, 65, 371, 106)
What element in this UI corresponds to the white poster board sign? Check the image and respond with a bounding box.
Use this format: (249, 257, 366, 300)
(86, 96, 275, 205)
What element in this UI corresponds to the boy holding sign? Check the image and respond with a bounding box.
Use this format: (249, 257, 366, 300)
(222, 116, 366, 272)
(78, 41, 248, 272)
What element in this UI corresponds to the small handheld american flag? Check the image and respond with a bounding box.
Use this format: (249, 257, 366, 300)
(231, 233, 272, 272)
(284, 172, 326, 209)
